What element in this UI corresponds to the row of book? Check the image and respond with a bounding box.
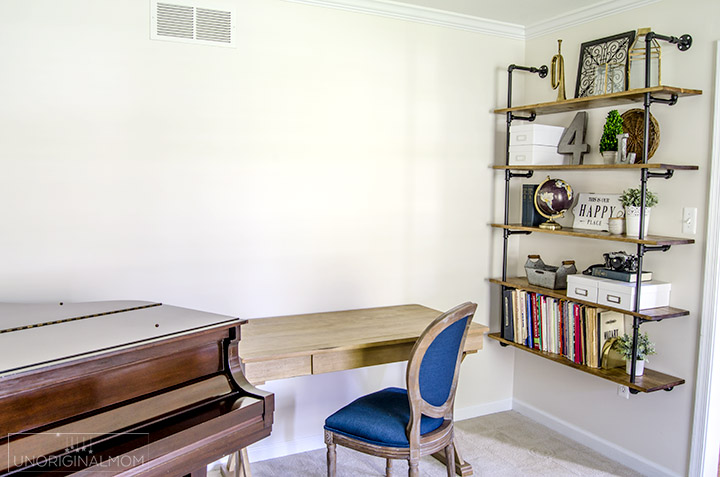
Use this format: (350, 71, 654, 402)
(502, 288, 629, 368)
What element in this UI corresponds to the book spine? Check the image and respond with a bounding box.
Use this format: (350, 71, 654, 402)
(532, 293, 540, 350)
(591, 267, 652, 282)
(522, 184, 543, 227)
(502, 288, 514, 342)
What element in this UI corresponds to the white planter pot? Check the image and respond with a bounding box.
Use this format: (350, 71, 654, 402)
(625, 206, 651, 237)
(601, 151, 617, 164)
(626, 359, 645, 376)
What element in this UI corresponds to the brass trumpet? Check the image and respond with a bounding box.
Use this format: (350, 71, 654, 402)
(551, 39, 566, 101)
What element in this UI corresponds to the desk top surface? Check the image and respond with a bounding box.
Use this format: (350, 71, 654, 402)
(238, 304, 489, 363)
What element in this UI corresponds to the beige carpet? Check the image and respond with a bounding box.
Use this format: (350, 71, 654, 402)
(245, 411, 644, 476)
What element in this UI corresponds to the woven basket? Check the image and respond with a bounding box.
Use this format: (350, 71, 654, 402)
(621, 109, 660, 163)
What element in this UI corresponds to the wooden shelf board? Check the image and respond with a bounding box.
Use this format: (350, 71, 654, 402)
(491, 223, 695, 246)
(487, 333, 685, 393)
(493, 86, 702, 115)
(489, 277, 689, 321)
(492, 163, 698, 171)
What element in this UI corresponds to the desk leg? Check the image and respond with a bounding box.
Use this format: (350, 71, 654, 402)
(223, 449, 252, 477)
(431, 438, 472, 476)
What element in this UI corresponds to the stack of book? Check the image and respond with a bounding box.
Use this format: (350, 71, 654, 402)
(502, 288, 627, 368)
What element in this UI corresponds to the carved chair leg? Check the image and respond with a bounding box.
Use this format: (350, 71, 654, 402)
(444, 443, 455, 477)
(408, 459, 419, 477)
(326, 437, 337, 477)
(386, 458, 393, 476)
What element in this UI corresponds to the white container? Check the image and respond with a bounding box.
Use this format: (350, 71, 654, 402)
(597, 278, 671, 312)
(510, 124, 565, 147)
(509, 145, 566, 166)
(566, 274, 599, 302)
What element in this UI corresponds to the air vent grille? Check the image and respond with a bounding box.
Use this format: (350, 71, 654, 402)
(151, 0, 235, 48)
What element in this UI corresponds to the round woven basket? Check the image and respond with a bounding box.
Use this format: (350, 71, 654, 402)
(621, 109, 660, 163)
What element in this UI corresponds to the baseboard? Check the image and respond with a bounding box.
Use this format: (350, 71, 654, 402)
(455, 397, 513, 421)
(248, 397, 513, 463)
(248, 432, 326, 463)
(512, 399, 680, 477)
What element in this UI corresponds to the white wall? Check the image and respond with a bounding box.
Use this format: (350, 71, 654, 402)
(0, 0, 522, 460)
(512, 1, 719, 475)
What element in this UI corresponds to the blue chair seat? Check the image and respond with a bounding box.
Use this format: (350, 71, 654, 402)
(324, 387, 443, 448)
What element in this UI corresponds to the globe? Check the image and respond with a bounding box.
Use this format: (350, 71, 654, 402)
(534, 177, 573, 230)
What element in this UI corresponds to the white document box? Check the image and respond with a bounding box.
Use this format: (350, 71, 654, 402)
(597, 279, 671, 311)
(567, 275, 671, 311)
(566, 274, 599, 302)
(508, 145, 566, 166)
(509, 124, 565, 147)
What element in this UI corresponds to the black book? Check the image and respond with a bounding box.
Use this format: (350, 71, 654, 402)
(522, 184, 544, 227)
(502, 288, 514, 342)
(591, 267, 653, 282)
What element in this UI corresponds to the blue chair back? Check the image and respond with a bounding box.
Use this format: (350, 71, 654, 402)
(405, 302, 476, 447)
(418, 316, 470, 406)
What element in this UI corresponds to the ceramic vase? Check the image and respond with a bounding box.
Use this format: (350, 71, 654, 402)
(625, 206, 651, 237)
(601, 151, 617, 164)
(626, 359, 645, 376)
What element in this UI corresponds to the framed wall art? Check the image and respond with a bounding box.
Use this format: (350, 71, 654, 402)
(575, 31, 636, 98)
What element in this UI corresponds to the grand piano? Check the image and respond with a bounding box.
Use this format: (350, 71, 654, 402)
(0, 301, 273, 476)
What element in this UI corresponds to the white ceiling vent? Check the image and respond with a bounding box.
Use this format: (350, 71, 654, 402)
(151, 0, 236, 48)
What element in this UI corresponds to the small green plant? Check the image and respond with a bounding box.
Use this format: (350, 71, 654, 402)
(613, 332, 656, 361)
(619, 187, 659, 208)
(599, 110, 624, 153)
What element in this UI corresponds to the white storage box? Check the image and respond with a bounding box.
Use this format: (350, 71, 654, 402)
(509, 144, 566, 166)
(510, 124, 565, 147)
(567, 275, 671, 311)
(567, 274, 599, 302)
(597, 278, 671, 311)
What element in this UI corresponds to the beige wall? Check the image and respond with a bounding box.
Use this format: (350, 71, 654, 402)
(0, 0, 521, 460)
(2, 0, 714, 473)
(513, 1, 718, 474)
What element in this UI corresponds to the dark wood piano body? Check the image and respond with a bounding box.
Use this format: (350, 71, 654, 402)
(0, 302, 273, 476)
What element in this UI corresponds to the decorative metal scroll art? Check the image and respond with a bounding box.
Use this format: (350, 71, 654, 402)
(575, 31, 636, 98)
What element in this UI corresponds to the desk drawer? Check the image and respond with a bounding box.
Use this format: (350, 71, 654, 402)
(243, 356, 311, 384)
(312, 342, 415, 375)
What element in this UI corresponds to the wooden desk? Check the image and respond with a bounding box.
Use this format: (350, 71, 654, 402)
(235, 304, 489, 477)
(238, 304, 489, 385)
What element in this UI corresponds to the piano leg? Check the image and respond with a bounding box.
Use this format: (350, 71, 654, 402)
(188, 469, 208, 477)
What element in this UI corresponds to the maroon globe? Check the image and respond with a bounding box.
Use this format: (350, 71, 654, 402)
(534, 178, 573, 219)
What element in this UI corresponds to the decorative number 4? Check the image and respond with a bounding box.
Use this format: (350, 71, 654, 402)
(557, 112, 590, 165)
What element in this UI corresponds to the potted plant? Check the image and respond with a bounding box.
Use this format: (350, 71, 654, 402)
(613, 332, 656, 376)
(599, 110, 624, 164)
(620, 187, 658, 237)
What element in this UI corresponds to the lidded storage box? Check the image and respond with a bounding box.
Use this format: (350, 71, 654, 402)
(567, 275, 671, 311)
(508, 124, 566, 166)
(567, 274, 600, 302)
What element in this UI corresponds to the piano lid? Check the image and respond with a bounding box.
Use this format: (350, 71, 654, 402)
(0, 301, 240, 377)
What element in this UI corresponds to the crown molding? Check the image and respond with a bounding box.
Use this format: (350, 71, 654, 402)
(281, 0, 526, 39)
(282, 0, 662, 40)
(526, 0, 662, 39)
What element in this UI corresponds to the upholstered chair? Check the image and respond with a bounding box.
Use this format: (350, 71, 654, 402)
(323, 302, 477, 477)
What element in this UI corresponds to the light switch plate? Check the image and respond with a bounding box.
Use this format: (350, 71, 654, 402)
(683, 207, 697, 235)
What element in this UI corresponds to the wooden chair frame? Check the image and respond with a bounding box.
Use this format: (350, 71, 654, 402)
(324, 302, 477, 477)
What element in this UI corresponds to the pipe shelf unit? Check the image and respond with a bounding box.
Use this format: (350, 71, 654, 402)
(493, 31, 701, 393)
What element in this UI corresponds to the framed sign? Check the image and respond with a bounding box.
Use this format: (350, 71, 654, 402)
(572, 193, 624, 231)
(575, 31, 635, 98)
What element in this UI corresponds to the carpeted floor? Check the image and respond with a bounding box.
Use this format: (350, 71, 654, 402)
(244, 411, 644, 476)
